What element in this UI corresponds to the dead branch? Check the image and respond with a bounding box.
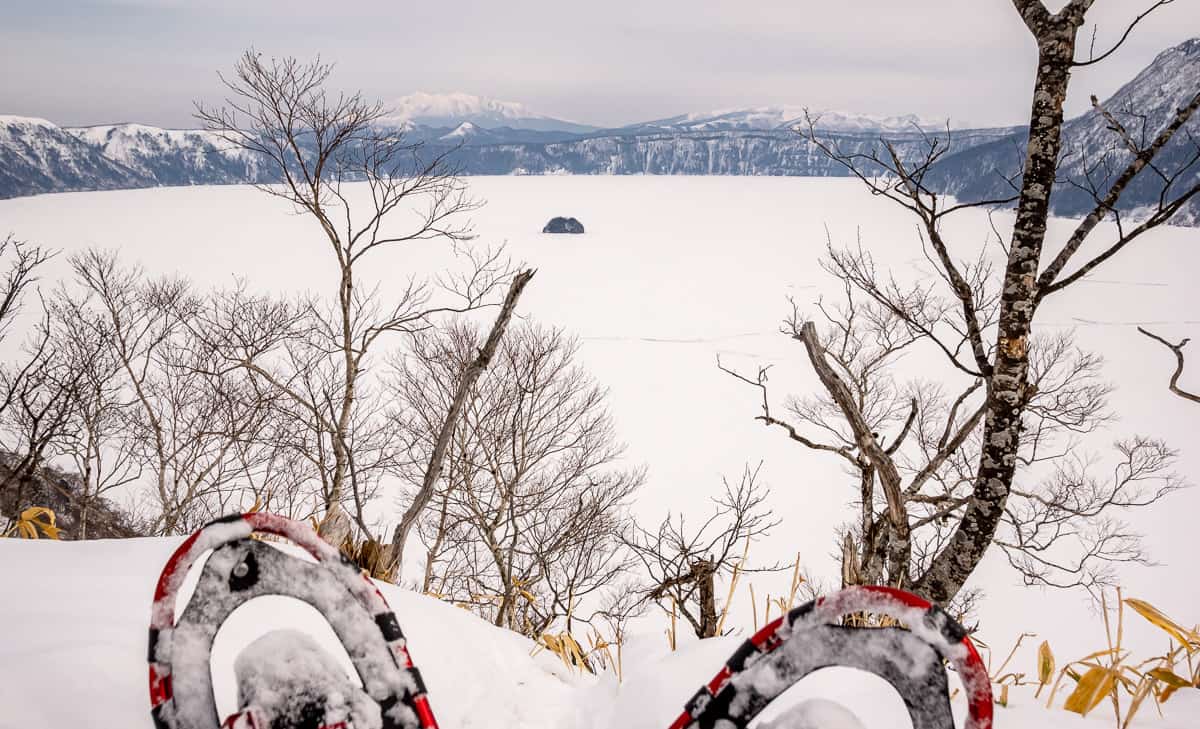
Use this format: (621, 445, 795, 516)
(1137, 327, 1200, 403)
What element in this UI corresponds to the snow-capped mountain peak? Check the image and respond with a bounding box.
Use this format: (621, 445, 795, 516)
(440, 121, 482, 140)
(377, 92, 596, 134)
(386, 92, 536, 125)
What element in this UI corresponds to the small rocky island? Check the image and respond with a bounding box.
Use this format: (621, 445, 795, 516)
(542, 216, 585, 234)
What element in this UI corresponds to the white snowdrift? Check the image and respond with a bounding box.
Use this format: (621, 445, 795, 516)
(2, 536, 1196, 729)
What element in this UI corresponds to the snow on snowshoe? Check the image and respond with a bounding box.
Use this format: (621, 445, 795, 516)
(147, 512, 438, 729)
(666, 585, 993, 729)
(228, 629, 383, 729)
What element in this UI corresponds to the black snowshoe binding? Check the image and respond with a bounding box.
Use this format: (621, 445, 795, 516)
(147, 513, 438, 729)
(666, 585, 994, 729)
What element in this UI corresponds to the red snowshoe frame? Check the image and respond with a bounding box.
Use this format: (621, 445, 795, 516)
(667, 585, 993, 729)
(149, 514, 992, 729)
(147, 512, 439, 729)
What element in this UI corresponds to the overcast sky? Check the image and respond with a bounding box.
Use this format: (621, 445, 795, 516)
(3, 0, 1197, 129)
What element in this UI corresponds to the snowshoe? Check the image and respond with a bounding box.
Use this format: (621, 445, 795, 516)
(147, 513, 438, 729)
(666, 585, 994, 729)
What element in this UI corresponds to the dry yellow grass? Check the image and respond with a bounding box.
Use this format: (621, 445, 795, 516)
(714, 537, 751, 636)
(4, 506, 62, 539)
(1041, 589, 1200, 728)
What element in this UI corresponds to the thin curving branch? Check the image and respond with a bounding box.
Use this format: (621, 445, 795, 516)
(1072, 0, 1175, 68)
(1137, 326, 1200, 403)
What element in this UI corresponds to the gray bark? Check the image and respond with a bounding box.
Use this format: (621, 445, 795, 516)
(385, 269, 535, 580)
(913, 1, 1088, 603)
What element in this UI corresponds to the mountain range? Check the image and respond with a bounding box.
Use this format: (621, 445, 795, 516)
(926, 37, 1200, 225)
(1, 39, 1197, 226)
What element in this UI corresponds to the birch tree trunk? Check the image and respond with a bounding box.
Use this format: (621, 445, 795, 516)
(914, 2, 1088, 603)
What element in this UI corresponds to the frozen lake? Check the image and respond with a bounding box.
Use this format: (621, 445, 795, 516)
(1, 175, 1197, 660)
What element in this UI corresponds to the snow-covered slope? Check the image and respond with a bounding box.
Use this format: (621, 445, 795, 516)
(803, 109, 950, 133)
(0, 117, 275, 198)
(66, 124, 268, 186)
(2, 536, 1196, 728)
(634, 107, 950, 134)
(0, 115, 147, 197)
(927, 37, 1200, 224)
(379, 92, 597, 134)
(440, 121, 483, 140)
(438, 126, 1014, 177)
(437, 121, 504, 144)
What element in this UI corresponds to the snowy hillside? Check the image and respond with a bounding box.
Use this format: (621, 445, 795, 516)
(0, 116, 274, 198)
(2, 535, 1196, 729)
(440, 121, 483, 140)
(0, 113, 1011, 200)
(66, 124, 268, 185)
(0, 114, 147, 197)
(437, 126, 1013, 177)
(634, 107, 950, 133)
(927, 37, 1200, 224)
(437, 121, 507, 144)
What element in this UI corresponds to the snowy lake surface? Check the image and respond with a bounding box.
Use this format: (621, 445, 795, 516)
(1, 176, 1197, 708)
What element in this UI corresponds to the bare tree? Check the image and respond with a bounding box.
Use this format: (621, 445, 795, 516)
(0, 234, 54, 427)
(0, 235, 52, 342)
(996, 436, 1180, 593)
(194, 285, 397, 529)
(0, 234, 60, 532)
(735, 0, 1198, 605)
(68, 250, 290, 535)
(385, 269, 535, 577)
(393, 321, 641, 637)
(1137, 327, 1199, 404)
(47, 295, 142, 538)
(0, 339, 80, 530)
(195, 52, 523, 543)
(725, 282, 1181, 601)
(625, 464, 780, 639)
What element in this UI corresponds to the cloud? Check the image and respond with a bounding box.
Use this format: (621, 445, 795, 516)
(1, 0, 1196, 128)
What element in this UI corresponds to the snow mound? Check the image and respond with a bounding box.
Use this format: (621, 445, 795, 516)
(235, 629, 381, 729)
(2, 524, 1198, 728)
(756, 699, 865, 729)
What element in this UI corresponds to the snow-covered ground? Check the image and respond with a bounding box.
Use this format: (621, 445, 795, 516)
(1, 535, 1196, 728)
(0, 177, 1197, 727)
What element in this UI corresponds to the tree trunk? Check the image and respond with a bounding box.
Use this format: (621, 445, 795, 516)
(385, 269, 535, 581)
(796, 322, 913, 587)
(914, 4, 1085, 604)
(692, 559, 719, 638)
(420, 490, 453, 593)
(77, 463, 92, 540)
